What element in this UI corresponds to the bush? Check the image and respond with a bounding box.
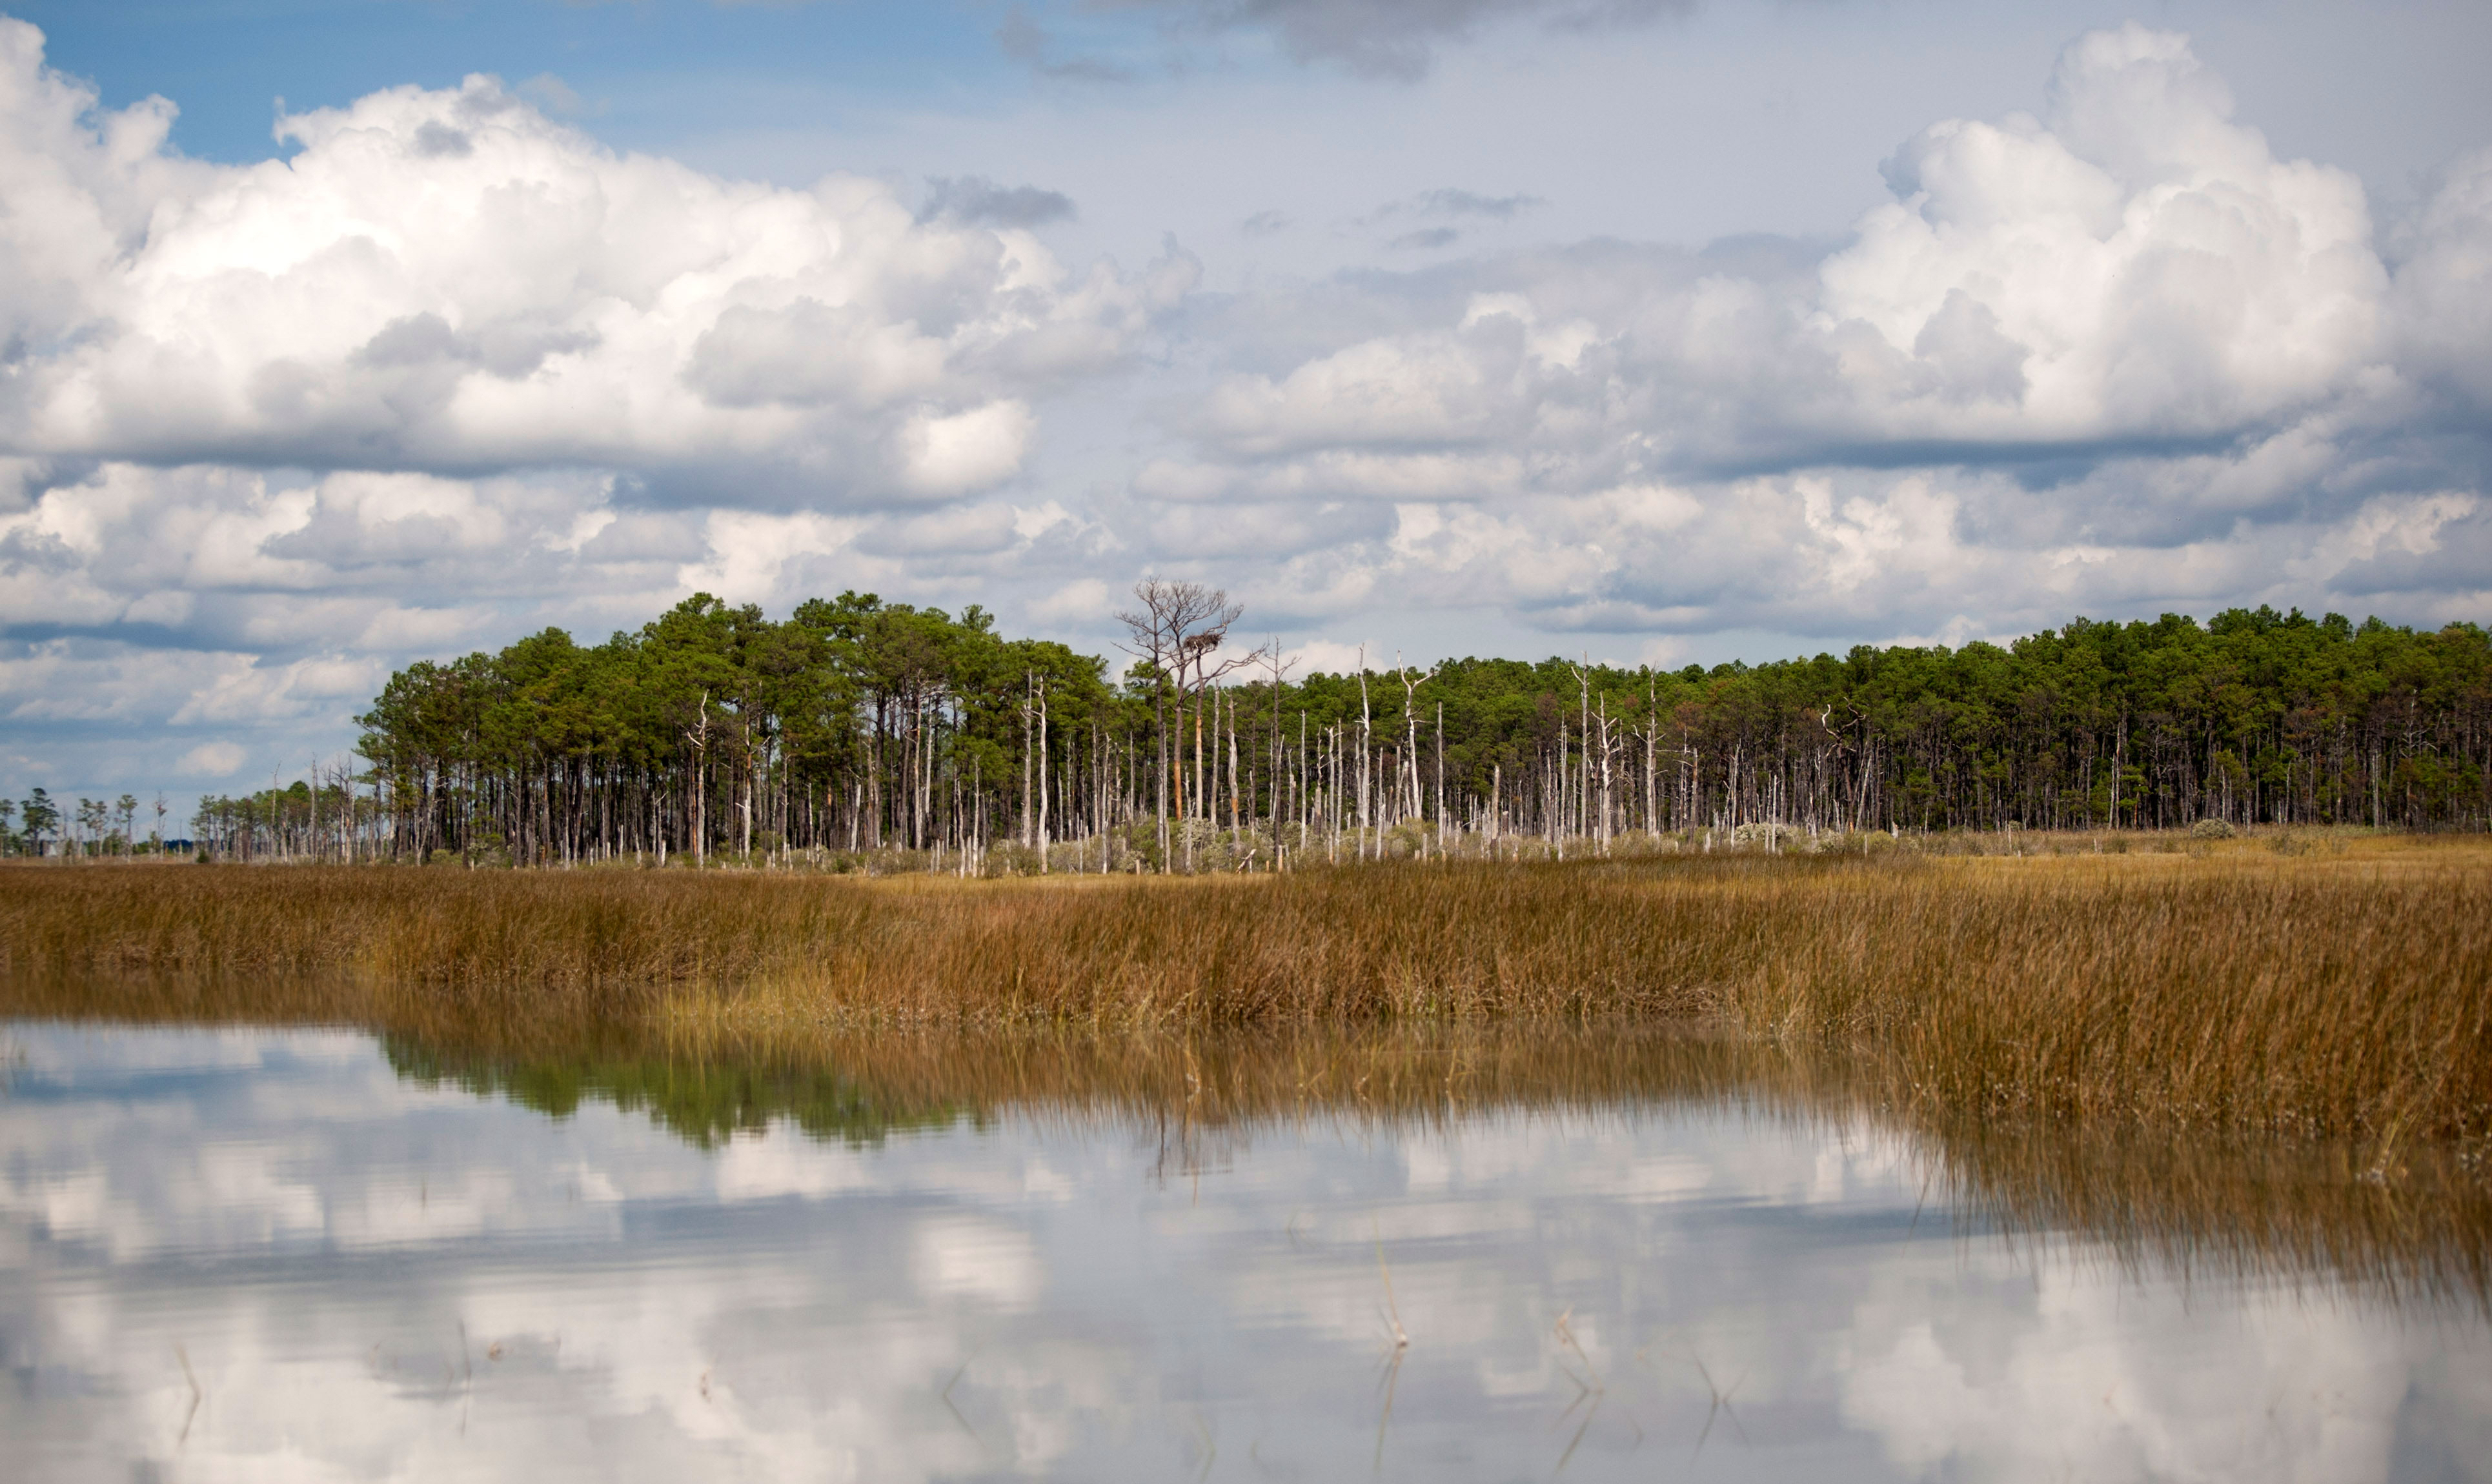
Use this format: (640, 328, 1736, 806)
(2191, 819, 2237, 839)
(1728, 822, 1799, 850)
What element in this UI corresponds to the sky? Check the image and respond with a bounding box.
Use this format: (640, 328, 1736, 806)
(1, 0, 2489, 814)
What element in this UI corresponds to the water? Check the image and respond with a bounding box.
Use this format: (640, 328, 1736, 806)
(3, 1020, 2488, 1482)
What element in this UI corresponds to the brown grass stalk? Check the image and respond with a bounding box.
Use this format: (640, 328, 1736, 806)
(3, 838, 2488, 1141)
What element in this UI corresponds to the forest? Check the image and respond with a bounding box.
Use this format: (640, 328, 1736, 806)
(152, 588, 2492, 867)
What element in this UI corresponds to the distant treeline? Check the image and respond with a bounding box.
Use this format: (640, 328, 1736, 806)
(2, 789, 170, 859)
(177, 594, 2491, 867)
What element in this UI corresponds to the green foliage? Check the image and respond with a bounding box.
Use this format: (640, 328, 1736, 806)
(336, 599, 2491, 867)
(384, 1038, 973, 1149)
(17, 788, 58, 855)
(350, 591, 1115, 865)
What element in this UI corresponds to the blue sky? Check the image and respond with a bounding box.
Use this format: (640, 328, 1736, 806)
(2, 1, 2490, 810)
(12, 1, 1006, 163)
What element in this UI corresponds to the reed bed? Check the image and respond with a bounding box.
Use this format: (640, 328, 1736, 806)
(3, 837, 2488, 1142)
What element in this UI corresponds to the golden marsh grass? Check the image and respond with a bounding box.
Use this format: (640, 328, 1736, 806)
(3, 834, 2488, 1143)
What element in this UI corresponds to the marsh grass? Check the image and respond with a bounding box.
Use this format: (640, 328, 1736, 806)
(4, 836, 2489, 1143)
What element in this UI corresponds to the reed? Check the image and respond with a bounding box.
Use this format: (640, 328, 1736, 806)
(3, 836, 2487, 1141)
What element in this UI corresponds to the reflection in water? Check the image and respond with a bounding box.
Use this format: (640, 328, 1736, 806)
(392, 1024, 2492, 1310)
(2, 1018, 2489, 1482)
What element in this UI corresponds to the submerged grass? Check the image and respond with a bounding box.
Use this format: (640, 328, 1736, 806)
(3, 835, 2489, 1142)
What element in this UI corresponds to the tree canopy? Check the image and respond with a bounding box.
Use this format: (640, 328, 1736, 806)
(153, 597, 2492, 867)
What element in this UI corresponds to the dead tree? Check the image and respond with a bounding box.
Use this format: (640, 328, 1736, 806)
(1115, 578, 1253, 871)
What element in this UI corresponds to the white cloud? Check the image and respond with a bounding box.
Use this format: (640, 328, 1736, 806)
(1177, 25, 2395, 479)
(176, 740, 245, 777)
(1284, 637, 1382, 674)
(1819, 22, 2385, 440)
(894, 399, 1037, 497)
(680, 508, 867, 603)
(2389, 145, 2492, 411)
(1029, 576, 1111, 624)
(1108, 25, 2491, 645)
(0, 20, 1189, 506)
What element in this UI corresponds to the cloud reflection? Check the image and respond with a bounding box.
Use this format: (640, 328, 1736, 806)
(0, 1021, 2486, 1481)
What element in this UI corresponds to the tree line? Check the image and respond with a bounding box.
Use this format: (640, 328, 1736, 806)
(10, 591, 2486, 865)
(1, 791, 169, 858)
(328, 591, 2488, 868)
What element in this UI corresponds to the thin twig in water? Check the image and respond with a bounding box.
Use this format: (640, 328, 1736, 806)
(940, 1362, 975, 1438)
(1370, 1224, 1414, 1472)
(1373, 1344, 1405, 1474)
(1554, 1395, 1601, 1478)
(1550, 1309, 1606, 1476)
(1692, 1357, 1750, 1455)
(174, 1343, 201, 1447)
(1553, 1308, 1603, 1393)
(1374, 1224, 1409, 1350)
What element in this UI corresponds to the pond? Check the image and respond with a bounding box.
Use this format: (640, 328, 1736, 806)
(3, 1018, 2488, 1481)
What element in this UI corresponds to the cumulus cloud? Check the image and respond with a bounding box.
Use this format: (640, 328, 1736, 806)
(176, 739, 246, 777)
(1821, 25, 2384, 442)
(0, 20, 1190, 506)
(1122, 24, 2492, 641)
(2389, 145, 2492, 412)
(1189, 26, 2389, 468)
(0, 13, 1201, 797)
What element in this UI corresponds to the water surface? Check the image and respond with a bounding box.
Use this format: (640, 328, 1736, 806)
(3, 1019, 2487, 1481)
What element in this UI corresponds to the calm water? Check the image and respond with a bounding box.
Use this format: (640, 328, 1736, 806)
(3, 1020, 2488, 1482)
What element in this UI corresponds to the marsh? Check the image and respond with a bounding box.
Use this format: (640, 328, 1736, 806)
(5, 844, 2489, 1479)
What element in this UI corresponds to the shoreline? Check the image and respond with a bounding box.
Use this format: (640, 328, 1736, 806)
(10, 820, 2476, 874)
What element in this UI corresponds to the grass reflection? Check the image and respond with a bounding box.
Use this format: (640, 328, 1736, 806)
(380, 1018, 2492, 1314)
(6, 939, 2489, 1314)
